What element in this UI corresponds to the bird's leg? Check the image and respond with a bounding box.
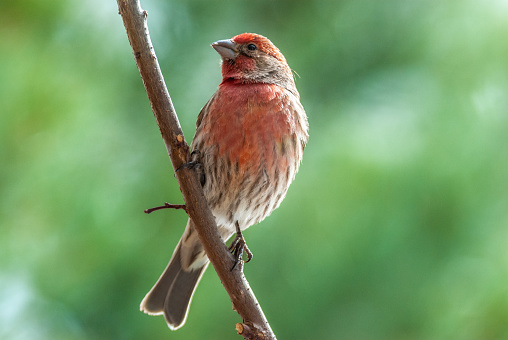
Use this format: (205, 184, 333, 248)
(174, 149, 205, 186)
(229, 221, 253, 270)
(144, 202, 187, 214)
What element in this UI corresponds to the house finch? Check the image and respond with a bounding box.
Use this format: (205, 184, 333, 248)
(140, 33, 309, 330)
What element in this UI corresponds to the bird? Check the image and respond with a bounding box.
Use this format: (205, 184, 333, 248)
(140, 33, 309, 330)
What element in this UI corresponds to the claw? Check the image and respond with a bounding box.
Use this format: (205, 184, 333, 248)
(174, 149, 205, 186)
(229, 221, 253, 270)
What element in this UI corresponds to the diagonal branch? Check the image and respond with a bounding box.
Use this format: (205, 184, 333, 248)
(116, 1, 276, 339)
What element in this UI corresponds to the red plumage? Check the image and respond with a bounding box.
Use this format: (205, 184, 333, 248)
(140, 33, 309, 330)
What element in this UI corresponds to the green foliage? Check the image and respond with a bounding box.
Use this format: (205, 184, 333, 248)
(1, 0, 507, 339)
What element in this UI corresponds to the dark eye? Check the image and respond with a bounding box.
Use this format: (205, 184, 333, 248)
(247, 43, 257, 51)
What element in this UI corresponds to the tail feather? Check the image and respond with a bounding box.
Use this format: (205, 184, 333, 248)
(164, 261, 208, 328)
(140, 242, 184, 315)
(140, 235, 209, 330)
(141, 219, 232, 329)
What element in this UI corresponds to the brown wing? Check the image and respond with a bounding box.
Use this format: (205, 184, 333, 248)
(195, 91, 218, 131)
(190, 91, 219, 187)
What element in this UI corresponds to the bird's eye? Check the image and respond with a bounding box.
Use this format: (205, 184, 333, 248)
(247, 44, 257, 51)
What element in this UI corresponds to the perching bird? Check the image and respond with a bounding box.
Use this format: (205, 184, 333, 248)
(140, 33, 309, 330)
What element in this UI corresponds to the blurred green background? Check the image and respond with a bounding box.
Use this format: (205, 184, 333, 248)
(1, 0, 508, 339)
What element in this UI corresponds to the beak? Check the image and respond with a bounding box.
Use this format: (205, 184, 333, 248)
(212, 39, 237, 60)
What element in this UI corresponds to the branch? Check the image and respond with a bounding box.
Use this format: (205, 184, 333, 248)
(116, 1, 276, 339)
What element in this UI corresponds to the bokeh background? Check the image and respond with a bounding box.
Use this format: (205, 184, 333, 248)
(1, 0, 508, 339)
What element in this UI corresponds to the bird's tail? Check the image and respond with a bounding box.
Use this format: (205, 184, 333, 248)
(140, 219, 210, 330)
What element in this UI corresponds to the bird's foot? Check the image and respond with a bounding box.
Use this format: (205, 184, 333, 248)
(229, 221, 253, 270)
(175, 149, 202, 172)
(174, 149, 205, 185)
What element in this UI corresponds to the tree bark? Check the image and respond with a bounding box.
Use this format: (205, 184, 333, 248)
(116, 1, 276, 339)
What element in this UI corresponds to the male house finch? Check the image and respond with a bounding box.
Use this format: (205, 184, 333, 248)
(140, 33, 309, 330)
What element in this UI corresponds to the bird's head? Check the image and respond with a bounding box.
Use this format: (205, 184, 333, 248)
(212, 33, 296, 93)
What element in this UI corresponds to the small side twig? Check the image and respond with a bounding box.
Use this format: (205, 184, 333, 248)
(144, 203, 187, 214)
